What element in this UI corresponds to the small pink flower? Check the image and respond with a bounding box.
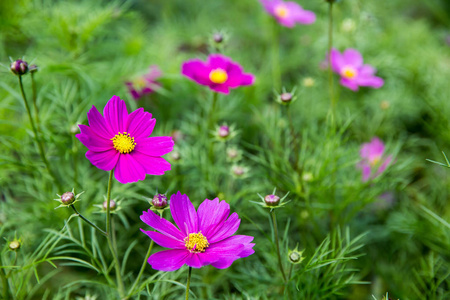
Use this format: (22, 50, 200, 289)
(329, 48, 384, 91)
(181, 54, 255, 94)
(140, 191, 255, 271)
(76, 96, 174, 184)
(125, 65, 162, 100)
(357, 137, 393, 182)
(259, 0, 316, 28)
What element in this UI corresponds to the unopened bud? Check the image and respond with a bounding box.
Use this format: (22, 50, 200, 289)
(218, 125, 230, 138)
(29, 64, 38, 74)
(380, 100, 390, 110)
(227, 148, 238, 159)
(9, 240, 21, 251)
(289, 251, 301, 263)
(170, 150, 181, 161)
(61, 192, 75, 205)
(264, 194, 280, 206)
(103, 200, 116, 211)
(232, 166, 245, 176)
(152, 194, 168, 208)
(280, 93, 292, 103)
(213, 33, 224, 44)
(10, 59, 28, 76)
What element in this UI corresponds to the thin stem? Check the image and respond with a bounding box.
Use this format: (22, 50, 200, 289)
(327, 1, 336, 123)
(288, 263, 293, 281)
(105, 170, 125, 298)
(30, 72, 40, 131)
(271, 210, 287, 282)
(185, 266, 192, 300)
(271, 20, 281, 90)
(0, 254, 11, 300)
(70, 205, 107, 236)
(18, 75, 61, 190)
(128, 240, 154, 297)
(208, 92, 218, 130)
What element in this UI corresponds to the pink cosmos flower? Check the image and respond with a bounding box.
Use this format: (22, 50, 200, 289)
(357, 137, 393, 182)
(125, 65, 162, 100)
(181, 54, 255, 94)
(329, 48, 384, 91)
(259, 0, 316, 28)
(140, 191, 255, 271)
(76, 95, 174, 184)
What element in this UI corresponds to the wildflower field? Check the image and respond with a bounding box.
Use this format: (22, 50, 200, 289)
(1, 0, 450, 299)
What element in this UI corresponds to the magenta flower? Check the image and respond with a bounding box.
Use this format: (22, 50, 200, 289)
(181, 54, 255, 94)
(76, 95, 174, 184)
(125, 65, 162, 100)
(140, 191, 255, 271)
(357, 137, 393, 182)
(259, 0, 316, 28)
(330, 48, 384, 91)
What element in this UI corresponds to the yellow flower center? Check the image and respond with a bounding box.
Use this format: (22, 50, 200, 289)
(133, 77, 147, 90)
(341, 66, 358, 79)
(184, 232, 209, 253)
(111, 132, 136, 154)
(209, 68, 228, 84)
(274, 5, 289, 19)
(370, 156, 381, 167)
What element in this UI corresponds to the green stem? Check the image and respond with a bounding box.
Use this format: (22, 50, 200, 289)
(0, 254, 11, 300)
(70, 205, 107, 236)
(128, 240, 154, 297)
(105, 170, 125, 298)
(72, 134, 79, 188)
(271, 210, 287, 282)
(185, 266, 192, 300)
(208, 92, 218, 130)
(30, 72, 40, 131)
(271, 20, 281, 90)
(18, 75, 61, 190)
(327, 1, 336, 124)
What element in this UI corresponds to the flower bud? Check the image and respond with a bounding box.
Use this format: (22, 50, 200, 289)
(10, 59, 28, 76)
(232, 165, 244, 176)
(302, 77, 315, 87)
(218, 125, 230, 138)
(280, 93, 292, 103)
(213, 33, 224, 44)
(171, 130, 184, 143)
(264, 194, 280, 206)
(302, 172, 313, 182)
(380, 100, 390, 110)
(61, 192, 75, 205)
(227, 148, 238, 159)
(29, 64, 38, 74)
(170, 150, 181, 161)
(288, 247, 304, 264)
(103, 200, 116, 211)
(9, 240, 21, 251)
(152, 194, 168, 209)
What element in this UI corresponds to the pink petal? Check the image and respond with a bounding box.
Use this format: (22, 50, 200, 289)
(76, 125, 112, 152)
(140, 209, 185, 240)
(87, 106, 114, 138)
(170, 191, 198, 235)
(376, 155, 393, 176)
(361, 137, 385, 160)
(208, 212, 241, 243)
(126, 108, 155, 139)
(147, 249, 189, 271)
(134, 136, 174, 157)
(357, 75, 384, 89)
(285, 2, 315, 24)
(210, 84, 230, 94)
(181, 59, 212, 86)
(114, 154, 146, 184)
(197, 198, 230, 238)
(225, 62, 255, 88)
(140, 230, 184, 249)
(103, 95, 128, 134)
(343, 49, 363, 68)
(185, 253, 203, 268)
(340, 78, 359, 91)
(85, 149, 119, 171)
(330, 48, 344, 73)
(207, 54, 230, 69)
(130, 152, 171, 175)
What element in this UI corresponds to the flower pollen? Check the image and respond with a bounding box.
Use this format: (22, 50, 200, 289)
(341, 66, 357, 79)
(274, 5, 289, 19)
(184, 232, 209, 253)
(112, 132, 136, 154)
(209, 68, 228, 84)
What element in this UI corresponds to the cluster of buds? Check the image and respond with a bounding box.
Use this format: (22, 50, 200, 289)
(275, 87, 297, 105)
(54, 189, 84, 209)
(252, 188, 290, 209)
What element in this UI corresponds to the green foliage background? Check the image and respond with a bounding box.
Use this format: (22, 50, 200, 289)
(0, 0, 449, 299)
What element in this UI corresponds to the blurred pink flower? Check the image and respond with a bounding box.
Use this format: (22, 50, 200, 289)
(259, 0, 315, 28)
(76, 96, 173, 184)
(125, 65, 162, 100)
(140, 191, 255, 271)
(329, 48, 384, 91)
(181, 54, 254, 94)
(357, 137, 393, 182)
